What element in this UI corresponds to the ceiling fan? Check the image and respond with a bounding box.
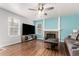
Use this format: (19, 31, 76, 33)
(28, 3, 54, 15)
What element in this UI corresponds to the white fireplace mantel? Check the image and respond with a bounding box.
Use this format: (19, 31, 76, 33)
(44, 29, 59, 31)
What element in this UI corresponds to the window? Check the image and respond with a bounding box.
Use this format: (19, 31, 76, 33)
(36, 23, 43, 34)
(8, 17, 20, 36)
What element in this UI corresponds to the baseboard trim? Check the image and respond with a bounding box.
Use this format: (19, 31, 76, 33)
(0, 41, 21, 48)
(37, 39, 44, 41)
(37, 38, 44, 39)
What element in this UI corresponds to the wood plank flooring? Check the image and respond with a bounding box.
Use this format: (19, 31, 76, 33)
(0, 40, 67, 56)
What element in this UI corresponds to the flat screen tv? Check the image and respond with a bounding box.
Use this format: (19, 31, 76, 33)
(22, 23, 35, 35)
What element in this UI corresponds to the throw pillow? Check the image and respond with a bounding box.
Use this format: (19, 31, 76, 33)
(71, 32, 79, 40)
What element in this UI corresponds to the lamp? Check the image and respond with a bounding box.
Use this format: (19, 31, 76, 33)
(73, 29, 78, 32)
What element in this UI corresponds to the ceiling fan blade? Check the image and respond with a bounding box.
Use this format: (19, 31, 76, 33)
(28, 8, 37, 11)
(45, 7, 54, 10)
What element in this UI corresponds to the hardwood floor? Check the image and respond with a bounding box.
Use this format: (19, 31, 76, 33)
(0, 40, 67, 56)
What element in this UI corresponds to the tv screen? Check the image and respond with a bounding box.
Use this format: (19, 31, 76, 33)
(22, 23, 35, 35)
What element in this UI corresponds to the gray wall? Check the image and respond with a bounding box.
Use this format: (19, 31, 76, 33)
(0, 8, 33, 47)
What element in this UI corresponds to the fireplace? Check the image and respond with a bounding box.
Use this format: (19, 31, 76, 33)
(45, 31, 58, 39)
(46, 33, 56, 39)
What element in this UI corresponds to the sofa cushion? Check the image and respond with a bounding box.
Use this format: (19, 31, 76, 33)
(73, 41, 79, 46)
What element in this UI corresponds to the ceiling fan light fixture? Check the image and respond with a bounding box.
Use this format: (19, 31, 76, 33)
(38, 10, 44, 15)
(38, 10, 41, 15)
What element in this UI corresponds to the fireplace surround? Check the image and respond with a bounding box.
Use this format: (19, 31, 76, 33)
(45, 31, 58, 39)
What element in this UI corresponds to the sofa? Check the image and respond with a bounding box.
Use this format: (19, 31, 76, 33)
(64, 32, 79, 56)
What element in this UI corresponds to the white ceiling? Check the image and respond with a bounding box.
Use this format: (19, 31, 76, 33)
(0, 3, 79, 20)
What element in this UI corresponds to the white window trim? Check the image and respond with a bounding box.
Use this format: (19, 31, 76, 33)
(8, 17, 20, 37)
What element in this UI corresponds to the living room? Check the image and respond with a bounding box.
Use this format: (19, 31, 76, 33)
(0, 3, 79, 56)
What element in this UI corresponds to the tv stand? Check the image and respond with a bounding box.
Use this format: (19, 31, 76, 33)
(21, 34, 37, 42)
